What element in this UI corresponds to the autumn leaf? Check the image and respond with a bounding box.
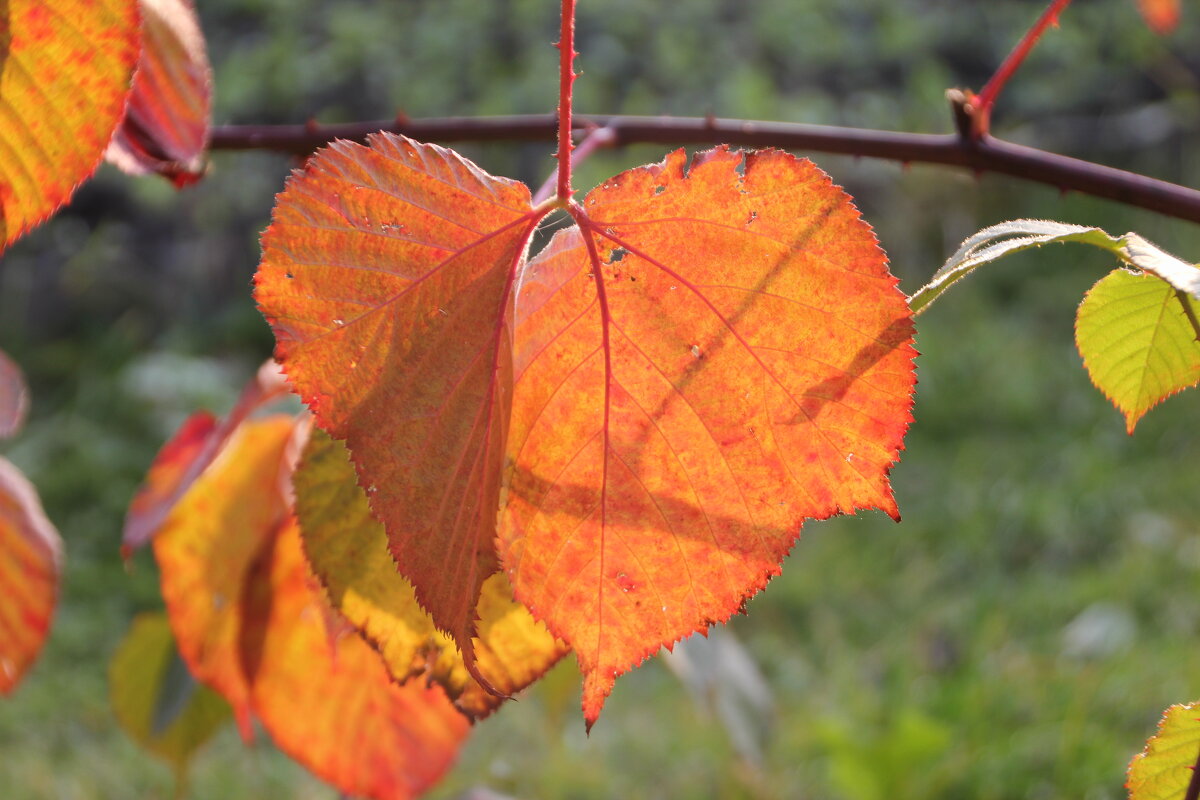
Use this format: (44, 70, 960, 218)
(1076, 268, 1200, 433)
(1134, 0, 1181, 34)
(109, 612, 231, 776)
(242, 519, 471, 800)
(0, 456, 62, 695)
(0, 349, 29, 439)
(256, 133, 543, 668)
(295, 427, 568, 719)
(152, 414, 296, 737)
(504, 146, 915, 724)
(106, 0, 212, 186)
(0, 0, 140, 251)
(123, 360, 290, 554)
(143, 408, 473, 798)
(1127, 702, 1200, 799)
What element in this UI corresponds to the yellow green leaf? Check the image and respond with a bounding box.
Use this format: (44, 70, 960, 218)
(1128, 702, 1200, 800)
(108, 612, 231, 775)
(1076, 268, 1200, 433)
(294, 428, 568, 719)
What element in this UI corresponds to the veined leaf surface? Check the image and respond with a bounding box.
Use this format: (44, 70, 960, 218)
(1128, 702, 1200, 800)
(0, 0, 140, 250)
(504, 147, 916, 724)
(295, 428, 568, 718)
(0, 456, 62, 694)
(243, 519, 471, 800)
(256, 133, 540, 664)
(152, 414, 295, 736)
(106, 0, 212, 185)
(1076, 268, 1200, 433)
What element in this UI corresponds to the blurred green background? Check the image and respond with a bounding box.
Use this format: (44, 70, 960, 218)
(2, 0, 1200, 797)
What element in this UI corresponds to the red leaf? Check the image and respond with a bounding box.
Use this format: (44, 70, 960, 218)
(106, 0, 212, 185)
(152, 415, 296, 737)
(147, 412, 470, 797)
(256, 138, 916, 728)
(255, 133, 542, 671)
(0, 456, 62, 695)
(0, 0, 140, 251)
(503, 147, 915, 725)
(1135, 0, 1181, 34)
(123, 360, 289, 554)
(243, 520, 471, 800)
(0, 349, 30, 440)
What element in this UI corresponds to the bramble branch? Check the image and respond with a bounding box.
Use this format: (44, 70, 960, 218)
(210, 113, 1200, 226)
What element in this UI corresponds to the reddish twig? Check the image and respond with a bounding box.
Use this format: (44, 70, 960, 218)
(556, 0, 578, 201)
(532, 125, 618, 205)
(970, 0, 1074, 138)
(209, 114, 1200, 225)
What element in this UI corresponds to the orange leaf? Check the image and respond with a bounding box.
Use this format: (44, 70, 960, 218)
(503, 147, 915, 725)
(255, 133, 542, 669)
(152, 414, 296, 737)
(0, 456, 62, 695)
(123, 360, 290, 554)
(0, 349, 29, 439)
(242, 520, 470, 800)
(1135, 0, 1181, 34)
(295, 428, 568, 719)
(106, 0, 211, 186)
(0, 0, 140, 250)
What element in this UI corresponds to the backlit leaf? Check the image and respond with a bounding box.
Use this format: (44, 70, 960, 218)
(504, 147, 915, 724)
(255, 133, 541, 666)
(1135, 0, 1181, 34)
(106, 0, 212, 186)
(1076, 268, 1200, 433)
(109, 612, 231, 775)
(242, 520, 471, 800)
(0, 349, 29, 439)
(0, 456, 62, 694)
(1128, 702, 1200, 800)
(123, 360, 290, 554)
(295, 428, 568, 719)
(909, 220, 1200, 316)
(0, 0, 140, 250)
(152, 414, 295, 737)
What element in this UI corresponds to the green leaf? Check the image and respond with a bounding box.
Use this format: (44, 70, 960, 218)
(109, 612, 232, 779)
(910, 220, 1200, 315)
(1076, 269, 1200, 433)
(1128, 702, 1200, 800)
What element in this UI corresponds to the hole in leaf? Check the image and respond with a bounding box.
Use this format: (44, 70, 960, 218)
(604, 247, 627, 265)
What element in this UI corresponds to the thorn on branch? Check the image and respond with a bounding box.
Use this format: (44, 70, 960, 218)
(946, 88, 987, 142)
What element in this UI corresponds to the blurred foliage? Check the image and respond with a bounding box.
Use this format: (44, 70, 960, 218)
(1, 0, 1199, 798)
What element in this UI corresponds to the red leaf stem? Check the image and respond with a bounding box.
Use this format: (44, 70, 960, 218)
(972, 0, 1074, 138)
(533, 126, 618, 205)
(557, 0, 578, 201)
